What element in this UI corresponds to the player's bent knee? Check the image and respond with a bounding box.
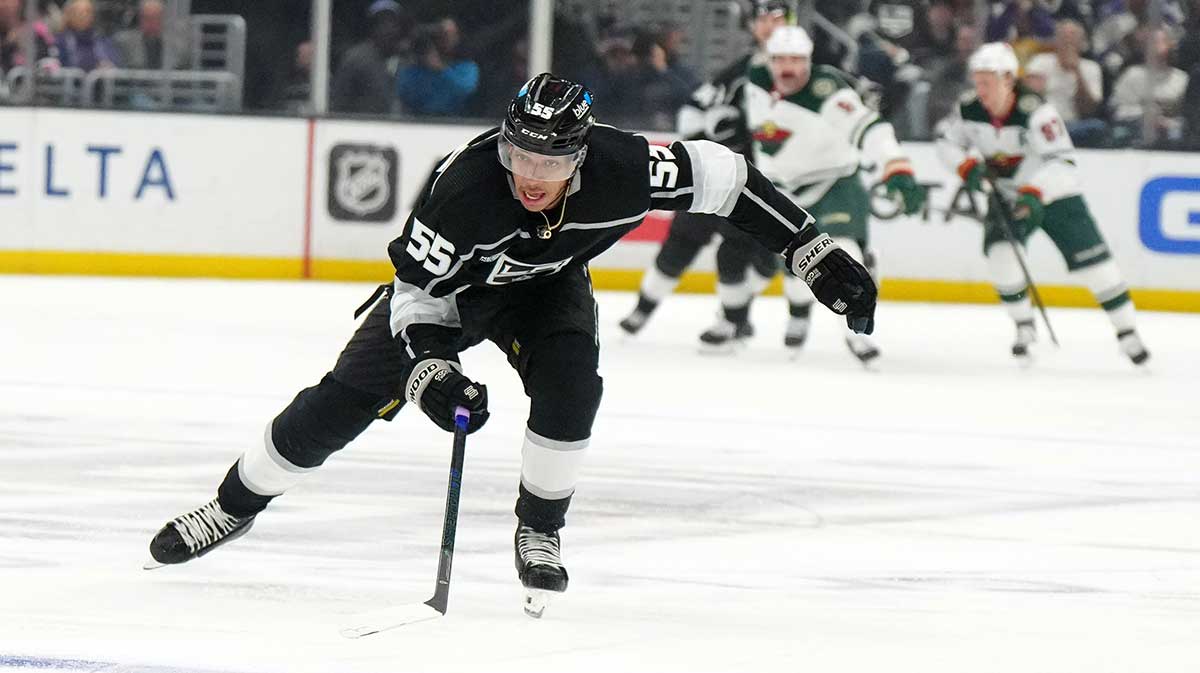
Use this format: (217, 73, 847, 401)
(271, 373, 386, 468)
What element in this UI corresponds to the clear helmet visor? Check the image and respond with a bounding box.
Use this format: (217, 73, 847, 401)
(498, 135, 586, 182)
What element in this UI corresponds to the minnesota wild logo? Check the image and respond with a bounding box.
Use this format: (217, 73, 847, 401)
(985, 152, 1024, 178)
(752, 121, 792, 156)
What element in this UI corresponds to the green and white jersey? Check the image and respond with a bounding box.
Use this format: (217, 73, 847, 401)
(935, 86, 1080, 203)
(742, 64, 906, 205)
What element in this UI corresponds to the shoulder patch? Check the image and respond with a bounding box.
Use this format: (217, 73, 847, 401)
(811, 77, 837, 98)
(1018, 94, 1040, 114)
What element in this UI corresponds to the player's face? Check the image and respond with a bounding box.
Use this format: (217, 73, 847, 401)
(972, 71, 1014, 116)
(770, 54, 810, 96)
(512, 171, 571, 212)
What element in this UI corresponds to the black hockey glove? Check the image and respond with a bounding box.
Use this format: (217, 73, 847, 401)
(784, 226, 877, 334)
(406, 358, 489, 434)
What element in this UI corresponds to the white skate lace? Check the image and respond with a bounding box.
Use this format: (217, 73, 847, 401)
(517, 526, 563, 569)
(172, 500, 240, 553)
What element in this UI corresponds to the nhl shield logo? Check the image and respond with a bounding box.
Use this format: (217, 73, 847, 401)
(328, 143, 399, 223)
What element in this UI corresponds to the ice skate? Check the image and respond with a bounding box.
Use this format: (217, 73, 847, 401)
(784, 316, 810, 351)
(1117, 329, 1150, 366)
(698, 318, 754, 353)
(1011, 319, 1037, 364)
(618, 309, 651, 336)
(845, 333, 880, 368)
(145, 498, 256, 569)
(515, 523, 567, 618)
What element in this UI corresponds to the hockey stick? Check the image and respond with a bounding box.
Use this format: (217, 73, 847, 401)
(340, 406, 470, 639)
(981, 176, 1060, 347)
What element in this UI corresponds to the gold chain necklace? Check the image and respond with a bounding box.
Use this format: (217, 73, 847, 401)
(536, 190, 569, 239)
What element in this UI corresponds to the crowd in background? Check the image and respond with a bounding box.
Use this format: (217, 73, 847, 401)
(2, 0, 1198, 150)
(827, 0, 1199, 148)
(0, 0, 188, 72)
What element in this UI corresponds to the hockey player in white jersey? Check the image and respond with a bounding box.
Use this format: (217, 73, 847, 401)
(740, 25, 925, 364)
(936, 42, 1150, 365)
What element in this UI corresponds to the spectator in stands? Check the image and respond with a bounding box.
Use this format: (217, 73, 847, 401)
(281, 40, 313, 114)
(56, 0, 119, 72)
(626, 29, 694, 131)
(926, 23, 979, 125)
(1110, 27, 1189, 146)
(986, 0, 1062, 65)
(396, 17, 479, 116)
(655, 21, 700, 92)
(114, 0, 188, 70)
(920, 0, 958, 65)
(1175, 0, 1200, 73)
(330, 0, 411, 115)
(589, 31, 640, 127)
(474, 36, 528, 118)
(0, 0, 58, 73)
(1025, 19, 1106, 146)
(1183, 74, 1200, 148)
(1092, 0, 1184, 78)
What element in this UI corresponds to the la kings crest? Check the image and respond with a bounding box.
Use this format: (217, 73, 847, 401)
(486, 253, 575, 285)
(328, 143, 399, 222)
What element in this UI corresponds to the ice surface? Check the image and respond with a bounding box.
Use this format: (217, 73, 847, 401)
(1, 275, 1198, 673)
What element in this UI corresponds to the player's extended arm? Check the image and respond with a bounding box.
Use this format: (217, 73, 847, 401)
(934, 109, 986, 193)
(824, 88, 924, 214)
(652, 139, 877, 334)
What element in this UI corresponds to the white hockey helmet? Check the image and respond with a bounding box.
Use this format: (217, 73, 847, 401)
(969, 42, 1019, 77)
(766, 25, 813, 57)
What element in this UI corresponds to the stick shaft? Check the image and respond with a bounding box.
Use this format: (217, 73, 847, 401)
(984, 178, 1060, 346)
(424, 407, 470, 614)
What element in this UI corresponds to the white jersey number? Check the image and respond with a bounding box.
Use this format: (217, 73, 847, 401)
(405, 220, 456, 276)
(649, 145, 679, 189)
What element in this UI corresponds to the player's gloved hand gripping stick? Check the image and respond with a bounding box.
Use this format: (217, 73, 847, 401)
(340, 406, 471, 638)
(406, 358, 489, 433)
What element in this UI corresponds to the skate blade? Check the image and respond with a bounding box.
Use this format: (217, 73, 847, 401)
(855, 350, 881, 371)
(523, 589, 554, 619)
(142, 558, 167, 570)
(698, 340, 746, 356)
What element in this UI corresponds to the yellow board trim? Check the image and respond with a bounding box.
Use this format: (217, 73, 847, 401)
(0, 250, 302, 279)
(1, 251, 1197, 313)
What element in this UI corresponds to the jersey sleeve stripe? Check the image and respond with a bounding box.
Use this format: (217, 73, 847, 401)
(852, 114, 883, 149)
(679, 140, 747, 215)
(388, 277, 461, 339)
(559, 211, 649, 232)
(738, 187, 800, 233)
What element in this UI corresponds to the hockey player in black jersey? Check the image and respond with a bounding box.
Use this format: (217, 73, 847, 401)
(147, 73, 877, 615)
(618, 0, 790, 348)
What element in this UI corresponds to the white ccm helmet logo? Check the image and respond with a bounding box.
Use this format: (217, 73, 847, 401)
(520, 128, 550, 140)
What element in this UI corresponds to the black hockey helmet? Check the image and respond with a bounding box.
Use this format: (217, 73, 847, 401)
(753, 0, 792, 15)
(499, 73, 594, 181)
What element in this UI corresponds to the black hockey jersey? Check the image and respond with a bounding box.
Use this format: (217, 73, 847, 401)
(676, 52, 757, 155)
(385, 124, 815, 358)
